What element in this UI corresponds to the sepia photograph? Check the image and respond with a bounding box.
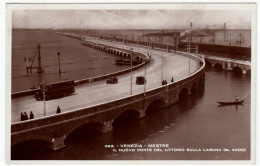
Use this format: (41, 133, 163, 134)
(5, 2, 256, 164)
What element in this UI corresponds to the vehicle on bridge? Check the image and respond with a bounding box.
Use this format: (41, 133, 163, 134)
(136, 76, 146, 85)
(35, 80, 75, 100)
(106, 77, 118, 84)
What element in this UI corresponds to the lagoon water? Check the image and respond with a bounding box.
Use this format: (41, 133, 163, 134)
(11, 29, 251, 160)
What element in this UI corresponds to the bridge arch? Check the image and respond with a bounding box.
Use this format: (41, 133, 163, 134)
(214, 63, 222, 71)
(11, 138, 53, 158)
(198, 77, 205, 88)
(113, 109, 141, 127)
(11, 134, 52, 147)
(232, 66, 243, 75)
(64, 121, 105, 143)
(113, 109, 140, 121)
(246, 69, 251, 77)
(178, 88, 189, 101)
(205, 60, 212, 68)
(190, 82, 198, 94)
(145, 98, 167, 116)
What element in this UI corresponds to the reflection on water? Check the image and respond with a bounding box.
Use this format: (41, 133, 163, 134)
(11, 69, 251, 160)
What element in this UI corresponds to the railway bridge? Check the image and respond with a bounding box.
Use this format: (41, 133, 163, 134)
(203, 55, 251, 75)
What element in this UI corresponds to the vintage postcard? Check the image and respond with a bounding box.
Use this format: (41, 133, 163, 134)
(5, 2, 256, 165)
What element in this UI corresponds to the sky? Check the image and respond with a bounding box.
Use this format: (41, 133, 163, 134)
(12, 10, 251, 29)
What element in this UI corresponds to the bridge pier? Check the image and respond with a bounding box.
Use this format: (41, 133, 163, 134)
(187, 88, 192, 96)
(101, 120, 113, 133)
(222, 62, 226, 70)
(52, 135, 66, 151)
(137, 109, 146, 119)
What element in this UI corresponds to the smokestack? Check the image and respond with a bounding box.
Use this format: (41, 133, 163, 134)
(224, 22, 226, 42)
(190, 22, 192, 49)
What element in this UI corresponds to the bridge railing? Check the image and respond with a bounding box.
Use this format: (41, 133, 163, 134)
(194, 52, 251, 66)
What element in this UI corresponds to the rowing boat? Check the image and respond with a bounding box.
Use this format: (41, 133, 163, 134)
(217, 100, 244, 105)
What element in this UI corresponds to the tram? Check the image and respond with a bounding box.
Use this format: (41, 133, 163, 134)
(35, 80, 75, 100)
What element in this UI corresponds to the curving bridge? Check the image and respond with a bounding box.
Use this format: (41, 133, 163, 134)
(11, 35, 205, 151)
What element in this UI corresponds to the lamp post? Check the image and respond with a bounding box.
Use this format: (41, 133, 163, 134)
(43, 65, 46, 117)
(161, 54, 164, 83)
(57, 52, 61, 75)
(144, 60, 147, 97)
(189, 59, 191, 75)
(130, 48, 133, 95)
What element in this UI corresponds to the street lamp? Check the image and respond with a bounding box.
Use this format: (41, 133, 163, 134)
(43, 65, 46, 116)
(130, 48, 133, 95)
(188, 59, 191, 75)
(144, 60, 147, 97)
(161, 54, 164, 83)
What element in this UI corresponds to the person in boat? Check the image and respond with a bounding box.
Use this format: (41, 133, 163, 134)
(235, 96, 239, 102)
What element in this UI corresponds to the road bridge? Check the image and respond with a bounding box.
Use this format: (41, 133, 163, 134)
(11, 35, 205, 151)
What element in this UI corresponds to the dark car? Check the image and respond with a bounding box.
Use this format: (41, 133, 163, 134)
(136, 76, 146, 85)
(106, 77, 118, 84)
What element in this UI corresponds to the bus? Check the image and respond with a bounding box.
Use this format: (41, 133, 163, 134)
(35, 80, 75, 100)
